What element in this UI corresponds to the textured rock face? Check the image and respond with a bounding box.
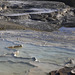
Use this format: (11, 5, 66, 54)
(0, 1, 75, 31)
(49, 67, 75, 75)
(34, 0, 75, 7)
(53, 0, 75, 7)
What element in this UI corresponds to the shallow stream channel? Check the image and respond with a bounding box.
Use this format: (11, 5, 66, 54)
(0, 27, 75, 75)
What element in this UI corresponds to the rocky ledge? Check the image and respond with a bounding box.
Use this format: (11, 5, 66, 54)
(0, 1, 75, 31)
(34, 0, 75, 8)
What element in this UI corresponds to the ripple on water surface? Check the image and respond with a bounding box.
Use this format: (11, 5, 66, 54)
(0, 39, 75, 64)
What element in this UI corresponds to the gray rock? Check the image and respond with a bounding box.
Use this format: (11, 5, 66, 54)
(65, 59, 75, 68)
(32, 0, 75, 7)
(49, 66, 75, 75)
(0, 1, 75, 31)
(71, 68, 75, 75)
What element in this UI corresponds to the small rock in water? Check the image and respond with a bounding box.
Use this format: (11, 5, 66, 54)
(69, 59, 75, 64)
(32, 57, 38, 61)
(7, 44, 23, 49)
(71, 68, 75, 75)
(65, 59, 75, 67)
(13, 50, 19, 57)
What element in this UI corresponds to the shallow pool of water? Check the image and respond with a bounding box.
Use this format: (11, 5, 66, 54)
(0, 27, 75, 75)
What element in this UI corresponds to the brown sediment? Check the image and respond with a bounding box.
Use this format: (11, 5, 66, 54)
(0, 20, 27, 30)
(7, 45, 23, 49)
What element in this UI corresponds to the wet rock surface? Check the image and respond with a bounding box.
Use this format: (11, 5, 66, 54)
(49, 67, 75, 75)
(34, 0, 75, 8)
(0, 1, 75, 31)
